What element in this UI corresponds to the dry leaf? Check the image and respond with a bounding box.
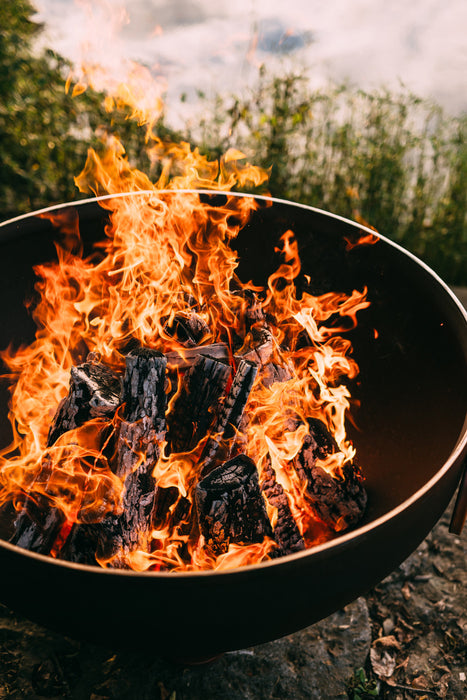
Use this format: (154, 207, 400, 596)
(411, 674, 429, 689)
(370, 647, 396, 678)
(373, 634, 402, 651)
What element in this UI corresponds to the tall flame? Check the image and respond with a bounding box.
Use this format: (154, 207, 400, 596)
(0, 6, 371, 570)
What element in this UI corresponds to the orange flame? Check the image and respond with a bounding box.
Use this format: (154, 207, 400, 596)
(0, 16, 371, 570)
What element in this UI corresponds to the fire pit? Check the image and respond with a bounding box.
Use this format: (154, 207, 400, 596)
(0, 191, 466, 659)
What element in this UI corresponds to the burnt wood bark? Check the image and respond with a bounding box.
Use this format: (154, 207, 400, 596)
(260, 456, 305, 556)
(9, 457, 65, 555)
(293, 418, 367, 531)
(195, 454, 273, 555)
(47, 358, 122, 446)
(166, 354, 231, 455)
(11, 359, 121, 554)
(9, 492, 65, 555)
(26, 358, 121, 553)
(64, 348, 168, 566)
(165, 311, 211, 347)
(165, 342, 230, 370)
(59, 522, 102, 566)
(200, 359, 258, 475)
(96, 348, 167, 564)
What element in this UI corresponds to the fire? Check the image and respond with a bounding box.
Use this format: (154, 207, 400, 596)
(0, 7, 372, 571)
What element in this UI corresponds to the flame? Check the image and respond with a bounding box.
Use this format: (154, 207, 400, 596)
(0, 154, 370, 569)
(0, 12, 372, 571)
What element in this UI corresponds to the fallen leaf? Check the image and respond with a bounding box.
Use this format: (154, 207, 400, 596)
(373, 634, 402, 651)
(370, 647, 396, 679)
(411, 675, 429, 689)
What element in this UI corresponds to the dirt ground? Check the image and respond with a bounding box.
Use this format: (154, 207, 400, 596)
(0, 496, 465, 700)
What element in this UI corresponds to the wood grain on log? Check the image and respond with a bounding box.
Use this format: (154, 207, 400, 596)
(293, 418, 367, 531)
(195, 454, 272, 555)
(166, 354, 231, 455)
(200, 359, 258, 475)
(47, 359, 121, 446)
(260, 456, 305, 556)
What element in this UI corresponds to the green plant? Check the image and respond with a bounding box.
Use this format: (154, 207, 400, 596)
(347, 667, 379, 699)
(191, 74, 467, 285)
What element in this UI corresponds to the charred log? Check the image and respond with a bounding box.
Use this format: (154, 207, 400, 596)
(200, 359, 258, 475)
(165, 342, 230, 370)
(47, 357, 122, 446)
(59, 522, 101, 565)
(166, 354, 231, 454)
(260, 456, 305, 556)
(165, 311, 211, 347)
(294, 418, 367, 531)
(261, 360, 293, 388)
(195, 454, 272, 555)
(76, 348, 168, 565)
(9, 492, 65, 555)
(235, 326, 273, 366)
(9, 457, 65, 555)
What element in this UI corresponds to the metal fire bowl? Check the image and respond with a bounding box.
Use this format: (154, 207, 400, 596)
(0, 192, 466, 660)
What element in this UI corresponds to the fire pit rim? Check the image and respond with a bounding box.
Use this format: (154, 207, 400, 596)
(0, 190, 466, 579)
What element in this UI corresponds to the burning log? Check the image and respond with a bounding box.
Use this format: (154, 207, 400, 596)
(62, 348, 167, 566)
(261, 361, 293, 388)
(294, 418, 367, 531)
(235, 326, 274, 366)
(166, 354, 232, 454)
(95, 348, 167, 563)
(200, 359, 258, 475)
(47, 356, 122, 446)
(10, 358, 121, 555)
(165, 311, 211, 347)
(165, 342, 230, 370)
(195, 454, 273, 555)
(260, 456, 305, 556)
(9, 458, 66, 555)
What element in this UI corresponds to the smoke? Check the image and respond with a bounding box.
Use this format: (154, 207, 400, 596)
(35, 0, 467, 120)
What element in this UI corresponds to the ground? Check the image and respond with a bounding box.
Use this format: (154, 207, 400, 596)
(0, 496, 465, 700)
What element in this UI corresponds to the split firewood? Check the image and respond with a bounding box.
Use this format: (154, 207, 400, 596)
(166, 354, 232, 454)
(10, 358, 121, 555)
(260, 456, 305, 556)
(47, 356, 122, 446)
(293, 418, 367, 531)
(200, 359, 258, 475)
(96, 348, 167, 563)
(9, 457, 65, 555)
(235, 326, 274, 366)
(64, 348, 167, 566)
(153, 354, 232, 531)
(261, 361, 293, 388)
(165, 311, 211, 347)
(165, 342, 230, 370)
(195, 453, 273, 555)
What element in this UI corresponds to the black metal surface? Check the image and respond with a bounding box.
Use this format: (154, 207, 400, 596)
(0, 192, 466, 659)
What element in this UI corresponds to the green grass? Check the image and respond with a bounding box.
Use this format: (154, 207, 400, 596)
(189, 71, 467, 285)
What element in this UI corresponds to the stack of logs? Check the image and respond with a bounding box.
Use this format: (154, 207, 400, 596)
(9, 308, 367, 569)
